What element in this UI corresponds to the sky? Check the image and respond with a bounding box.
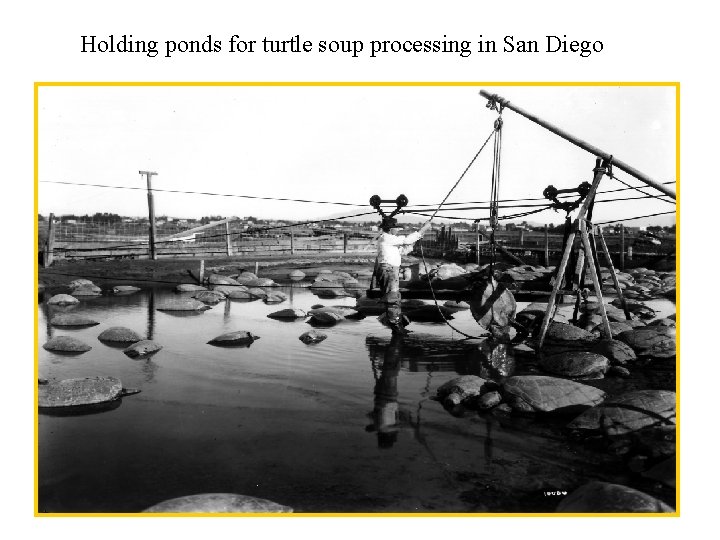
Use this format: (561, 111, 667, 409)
(38, 85, 677, 227)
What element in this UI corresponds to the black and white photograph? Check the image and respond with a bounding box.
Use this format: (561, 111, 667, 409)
(36, 84, 677, 515)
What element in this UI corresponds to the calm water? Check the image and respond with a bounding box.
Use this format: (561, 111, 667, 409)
(37, 286, 676, 513)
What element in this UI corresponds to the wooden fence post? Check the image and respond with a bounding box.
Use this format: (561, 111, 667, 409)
(199, 260, 205, 283)
(343, 233, 348, 253)
(620, 225, 625, 270)
(475, 223, 480, 265)
(519, 228, 524, 246)
(44, 213, 56, 268)
(544, 224, 549, 266)
(290, 227, 295, 254)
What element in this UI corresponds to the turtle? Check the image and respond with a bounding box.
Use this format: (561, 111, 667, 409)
(192, 290, 226, 305)
(616, 327, 676, 358)
(234, 272, 259, 283)
(647, 318, 676, 328)
(227, 289, 259, 300)
(556, 481, 673, 513)
(500, 375, 606, 414)
(47, 294, 79, 306)
(468, 278, 516, 329)
(443, 300, 471, 312)
(175, 284, 207, 293)
(543, 322, 598, 343)
(435, 375, 489, 411)
(208, 274, 241, 286)
(299, 330, 328, 344)
(539, 352, 609, 379)
(310, 281, 346, 297)
(68, 279, 95, 289)
(98, 326, 143, 344)
(142, 493, 292, 513)
(267, 308, 307, 320)
(71, 284, 102, 296)
(49, 314, 99, 327)
(244, 278, 276, 287)
(42, 336, 92, 353)
(123, 339, 163, 358)
(590, 339, 637, 365)
(112, 285, 141, 294)
(246, 287, 268, 300)
(434, 263, 467, 280)
(591, 321, 634, 338)
(156, 299, 212, 312)
(207, 331, 260, 347)
(38, 376, 140, 408)
(307, 309, 344, 325)
(567, 389, 675, 436)
(288, 269, 306, 280)
(263, 292, 288, 304)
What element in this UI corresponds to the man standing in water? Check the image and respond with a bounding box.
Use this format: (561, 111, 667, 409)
(374, 216, 431, 335)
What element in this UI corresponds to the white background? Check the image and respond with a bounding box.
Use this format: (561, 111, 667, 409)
(3, 0, 713, 537)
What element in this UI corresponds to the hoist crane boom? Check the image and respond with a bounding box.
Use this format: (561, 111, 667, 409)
(478, 90, 676, 200)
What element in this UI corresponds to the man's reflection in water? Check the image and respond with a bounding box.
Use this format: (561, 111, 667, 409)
(366, 333, 404, 448)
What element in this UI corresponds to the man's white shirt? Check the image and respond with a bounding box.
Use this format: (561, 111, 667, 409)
(376, 231, 423, 266)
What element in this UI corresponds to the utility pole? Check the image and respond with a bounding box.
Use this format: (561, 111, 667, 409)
(139, 171, 158, 260)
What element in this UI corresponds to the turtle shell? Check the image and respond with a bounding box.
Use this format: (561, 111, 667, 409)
(47, 294, 79, 306)
(264, 292, 288, 304)
(207, 331, 259, 347)
(38, 376, 124, 408)
(98, 326, 143, 343)
(501, 375, 606, 413)
(72, 284, 102, 296)
(299, 330, 327, 344)
(308, 309, 343, 325)
(469, 278, 516, 329)
(142, 493, 292, 513)
(288, 270, 306, 280)
(123, 339, 163, 358)
(617, 327, 676, 358)
(156, 299, 211, 312)
(234, 272, 258, 283)
(192, 291, 226, 305)
(545, 322, 597, 342)
(246, 287, 268, 299)
(567, 389, 675, 436)
(68, 279, 94, 289)
(50, 314, 99, 327)
(268, 308, 307, 319)
(112, 285, 141, 294)
(208, 274, 241, 286)
(556, 481, 673, 512)
(590, 340, 637, 365)
(226, 288, 257, 300)
(539, 352, 609, 378)
(436, 375, 487, 407)
(175, 284, 207, 292)
(592, 321, 633, 338)
(244, 278, 275, 287)
(43, 336, 92, 353)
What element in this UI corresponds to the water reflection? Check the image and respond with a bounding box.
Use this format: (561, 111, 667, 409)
(146, 289, 156, 340)
(39, 399, 122, 417)
(366, 334, 403, 448)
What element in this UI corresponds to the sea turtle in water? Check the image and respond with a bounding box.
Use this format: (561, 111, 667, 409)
(567, 389, 675, 436)
(288, 269, 306, 280)
(42, 336, 92, 353)
(543, 322, 598, 343)
(208, 274, 241, 286)
(556, 481, 673, 513)
(49, 314, 99, 327)
(469, 278, 516, 329)
(226, 288, 257, 300)
(143, 493, 293, 513)
(500, 375, 606, 414)
(175, 284, 207, 293)
(591, 321, 634, 338)
(47, 294, 79, 306)
(299, 330, 327, 344)
(207, 331, 260, 347)
(123, 339, 163, 358)
(264, 292, 288, 304)
(156, 299, 212, 312)
(71, 284, 103, 296)
(112, 285, 141, 294)
(590, 339, 637, 365)
(617, 327, 675, 358)
(98, 326, 143, 344)
(268, 308, 307, 320)
(192, 290, 226, 305)
(244, 278, 276, 287)
(68, 279, 95, 289)
(435, 375, 489, 411)
(38, 376, 140, 408)
(539, 352, 609, 379)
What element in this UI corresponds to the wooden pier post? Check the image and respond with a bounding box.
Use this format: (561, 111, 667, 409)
(290, 227, 295, 255)
(139, 170, 158, 260)
(199, 260, 205, 284)
(475, 223, 481, 265)
(254, 261, 259, 276)
(627, 245, 633, 261)
(518, 228, 524, 246)
(343, 232, 348, 253)
(544, 224, 549, 266)
(620, 225, 625, 270)
(225, 222, 232, 256)
(43, 213, 56, 268)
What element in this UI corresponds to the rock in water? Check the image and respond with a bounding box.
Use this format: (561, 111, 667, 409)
(556, 481, 673, 512)
(567, 390, 675, 436)
(47, 294, 79, 306)
(98, 326, 143, 344)
(469, 278, 516, 329)
(268, 308, 307, 320)
(207, 331, 259, 347)
(156, 299, 211, 312)
(299, 330, 327, 344)
(436, 375, 488, 409)
(112, 285, 141, 294)
(175, 284, 207, 292)
(539, 352, 609, 379)
(123, 340, 163, 358)
(142, 493, 293, 513)
(38, 376, 132, 408)
(501, 375, 606, 413)
(50, 314, 99, 327)
(42, 336, 92, 353)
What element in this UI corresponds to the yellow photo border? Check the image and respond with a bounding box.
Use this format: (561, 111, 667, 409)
(34, 81, 680, 518)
